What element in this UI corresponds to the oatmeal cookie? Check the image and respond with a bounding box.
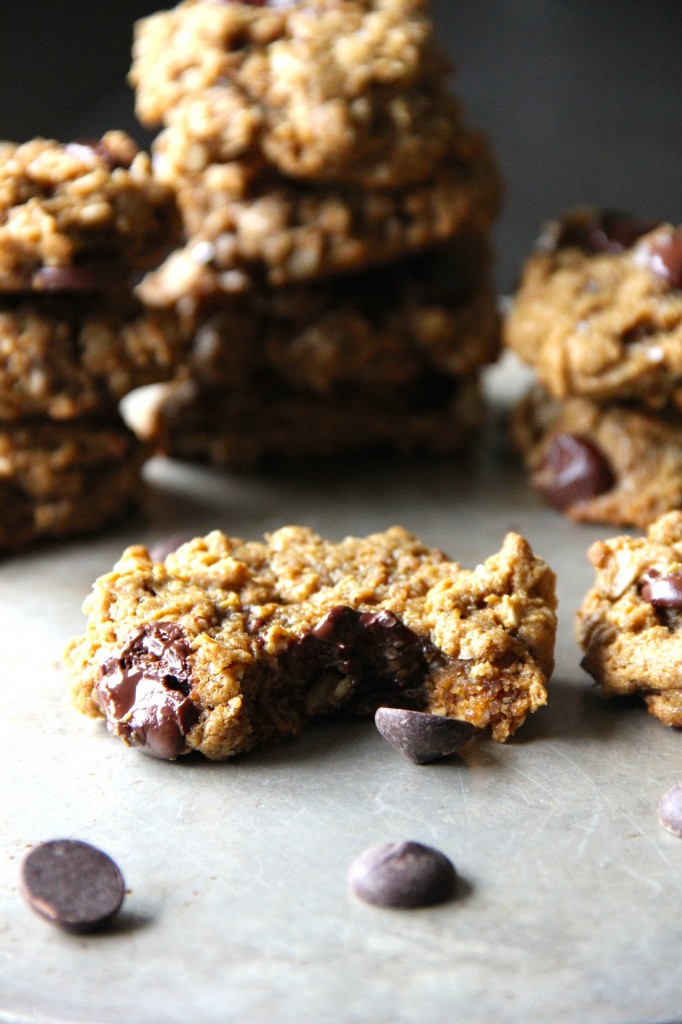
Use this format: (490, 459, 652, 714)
(150, 239, 499, 388)
(131, 0, 459, 187)
(511, 387, 682, 529)
(65, 525, 557, 759)
(504, 209, 682, 406)
(0, 293, 188, 421)
(578, 511, 682, 727)
(0, 418, 146, 550)
(122, 372, 485, 468)
(0, 132, 179, 291)
(139, 128, 501, 297)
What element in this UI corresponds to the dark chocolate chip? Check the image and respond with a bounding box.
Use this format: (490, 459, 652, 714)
(646, 230, 682, 290)
(348, 840, 457, 909)
(640, 571, 682, 608)
(33, 261, 128, 293)
(375, 707, 476, 764)
(553, 209, 655, 255)
(533, 433, 615, 510)
(658, 784, 682, 837)
(20, 839, 125, 932)
(98, 622, 199, 759)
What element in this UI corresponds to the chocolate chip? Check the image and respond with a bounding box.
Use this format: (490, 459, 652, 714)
(348, 841, 457, 909)
(552, 209, 655, 255)
(645, 230, 682, 290)
(533, 433, 615, 510)
(658, 785, 682, 837)
(20, 839, 125, 931)
(98, 622, 200, 759)
(640, 571, 682, 608)
(375, 707, 476, 764)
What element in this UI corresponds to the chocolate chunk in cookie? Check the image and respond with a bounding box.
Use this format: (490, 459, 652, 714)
(511, 387, 682, 528)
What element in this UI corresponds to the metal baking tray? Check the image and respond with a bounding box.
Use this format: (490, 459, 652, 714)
(2, 354, 681, 1024)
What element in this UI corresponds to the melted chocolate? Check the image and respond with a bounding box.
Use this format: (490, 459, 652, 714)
(296, 605, 429, 715)
(98, 622, 199, 759)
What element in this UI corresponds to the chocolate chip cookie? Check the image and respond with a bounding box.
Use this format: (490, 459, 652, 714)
(511, 387, 682, 528)
(65, 525, 557, 759)
(578, 511, 682, 727)
(122, 372, 485, 468)
(0, 418, 146, 550)
(139, 127, 501, 297)
(504, 209, 682, 407)
(143, 238, 499, 388)
(0, 293, 188, 421)
(131, 0, 461, 188)
(0, 132, 178, 291)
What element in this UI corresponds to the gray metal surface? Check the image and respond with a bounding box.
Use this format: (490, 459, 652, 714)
(2, 356, 682, 1024)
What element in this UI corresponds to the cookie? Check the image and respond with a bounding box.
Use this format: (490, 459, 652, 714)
(504, 209, 682, 407)
(511, 387, 682, 529)
(65, 525, 557, 759)
(0, 292, 188, 421)
(0, 132, 178, 291)
(146, 239, 499, 389)
(122, 373, 485, 469)
(577, 510, 682, 727)
(0, 418, 146, 550)
(150, 82, 464, 191)
(139, 127, 501, 297)
(131, 0, 460, 188)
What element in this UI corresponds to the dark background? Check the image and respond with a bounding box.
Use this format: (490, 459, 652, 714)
(1, 0, 680, 289)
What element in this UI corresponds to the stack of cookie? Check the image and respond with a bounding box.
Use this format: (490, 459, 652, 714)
(0, 132, 183, 549)
(126, 0, 503, 467)
(505, 207, 682, 529)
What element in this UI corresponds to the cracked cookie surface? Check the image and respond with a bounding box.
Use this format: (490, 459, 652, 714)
(66, 526, 557, 759)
